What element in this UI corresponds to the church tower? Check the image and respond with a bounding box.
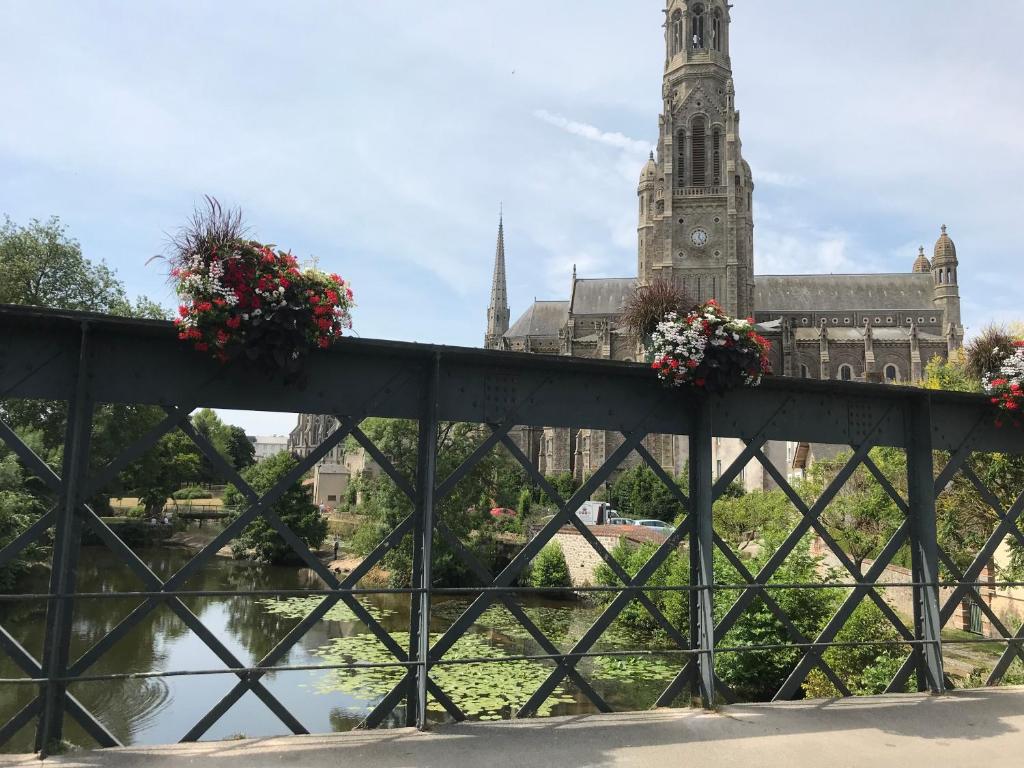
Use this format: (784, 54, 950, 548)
(485, 213, 510, 349)
(932, 224, 963, 352)
(638, 0, 755, 319)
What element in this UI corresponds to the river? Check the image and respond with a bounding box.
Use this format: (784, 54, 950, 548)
(0, 544, 681, 752)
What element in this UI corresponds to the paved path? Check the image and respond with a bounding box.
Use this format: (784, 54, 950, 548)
(4, 689, 1023, 767)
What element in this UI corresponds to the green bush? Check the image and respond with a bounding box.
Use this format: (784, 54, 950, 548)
(126, 505, 148, 519)
(528, 543, 573, 596)
(173, 486, 213, 500)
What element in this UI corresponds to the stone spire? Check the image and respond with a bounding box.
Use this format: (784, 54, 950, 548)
(485, 211, 510, 349)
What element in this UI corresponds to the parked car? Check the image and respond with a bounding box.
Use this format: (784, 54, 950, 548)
(633, 519, 676, 535)
(607, 517, 634, 526)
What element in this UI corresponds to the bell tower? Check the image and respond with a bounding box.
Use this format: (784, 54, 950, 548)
(638, 0, 755, 318)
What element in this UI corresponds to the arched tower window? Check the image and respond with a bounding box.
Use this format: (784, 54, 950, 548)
(800, 364, 810, 379)
(712, 8, 723, 51)
(676, 129, 686, 188)
(839, 364, 854, 381)
(691, 117, 707, 187)
(712, 126, 722, 186)
(691, 4, 706, 50)
(671, 10, 683, 56)
(885, 364, 899, 383)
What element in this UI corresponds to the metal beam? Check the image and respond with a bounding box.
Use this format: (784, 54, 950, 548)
(905, 396, 945, 693)
(36, 323, 95, 754)
(689, 399, 716, 708)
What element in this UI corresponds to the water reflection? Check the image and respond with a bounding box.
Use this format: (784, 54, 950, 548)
(0, 544, 674, 753)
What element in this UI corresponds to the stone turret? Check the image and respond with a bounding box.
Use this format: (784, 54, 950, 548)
(485, 213, 510, 350)
(932, 225, 963, 352)
(912, 246, 931, 274)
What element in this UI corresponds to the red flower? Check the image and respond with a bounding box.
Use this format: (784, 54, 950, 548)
(178, 305, 190, 317)
(280, 277, 290, 289)
(318, 337, 331, 349)
(310, 295, 320, 305)
(226, 316, 242, 329)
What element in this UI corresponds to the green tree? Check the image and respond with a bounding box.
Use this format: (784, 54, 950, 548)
(226, 425, 256, 470)
(224, 451, 327, 565)
(0, 453, 48, 590)
(806, 447, 907, 570)
(351, 419, 529, 586)
(804, 602, 907, 698)
(528, 543, 572, 596)
(713, 489, 797, 553)
(608, 465, 687, 522)
(0, 215, 164, 317)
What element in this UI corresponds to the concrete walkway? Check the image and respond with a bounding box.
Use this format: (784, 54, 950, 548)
(4, 689, 1023, 768)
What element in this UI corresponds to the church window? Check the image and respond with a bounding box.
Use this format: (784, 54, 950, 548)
(801, 318, 808, 325)
(885, 364, 900, 382)
(691, 4, 706, 49)
(886, 317, 893, 324)
(676, 129, 686, 187)
(712, 8, 723, 52)
(844, 318, 851, 325)
(839, 364, 854, 381)
(712, 127, 722, 185)
(832, 318, 839, 325)
(874, 317, 881, 324)
(929, 317, 936, 323)
(800, 364, 810, 378)
(671, 10, 684, 55)
(691, 117, 707, 186)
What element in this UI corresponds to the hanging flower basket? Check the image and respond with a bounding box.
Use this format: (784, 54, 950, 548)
(170, 239, 353, 378)
(984, 341, 1024, 428)
(648, 300, 771, 394)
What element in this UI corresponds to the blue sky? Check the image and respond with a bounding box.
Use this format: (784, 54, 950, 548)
(3, 1, 1022, 434)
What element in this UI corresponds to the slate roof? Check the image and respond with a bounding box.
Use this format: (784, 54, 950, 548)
(570, 278, 637, 316)
(754, 274, 934, 312)
(505, 300, 569, 339)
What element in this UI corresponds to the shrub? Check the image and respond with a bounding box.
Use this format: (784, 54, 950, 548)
(173, 486, 213, 500)
(529, 543, 573, 596)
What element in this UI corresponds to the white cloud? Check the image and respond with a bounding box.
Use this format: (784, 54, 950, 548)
(533, 110, 652, 156)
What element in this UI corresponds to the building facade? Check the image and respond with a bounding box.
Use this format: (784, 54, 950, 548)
(487, 1, 964, 487)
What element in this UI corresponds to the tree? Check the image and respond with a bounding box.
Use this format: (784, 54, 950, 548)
(713, 489, 797, 554)
(0, 215, 164, 317)
(923, 351, 979, 394)
(224, 452, 327, 565)
(350, 419, 529, 586)
(0, 454, 48, 590)
(528, 543, 572, 597)
(608, 465, 687, 522)
(226, 426, 256, 470)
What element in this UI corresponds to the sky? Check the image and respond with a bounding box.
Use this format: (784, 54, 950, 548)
(2, 1, 1022, 435)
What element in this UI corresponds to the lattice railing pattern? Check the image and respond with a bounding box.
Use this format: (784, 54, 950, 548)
(1, 307, 1023, 755)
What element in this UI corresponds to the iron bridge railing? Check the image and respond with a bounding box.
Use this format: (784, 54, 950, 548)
(1, 304, 1023, 754)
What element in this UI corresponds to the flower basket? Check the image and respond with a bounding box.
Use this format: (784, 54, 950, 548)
(171, 239, 353, 379)
(984, 341, 1024, 428)
(648, 300, 771, 394)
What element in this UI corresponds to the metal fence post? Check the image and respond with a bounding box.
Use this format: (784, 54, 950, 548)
(906, 394, 945, 693)
(36, 323, 94, 754)
(408, 353, 441, 729)
(689, 398, 716, 708)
